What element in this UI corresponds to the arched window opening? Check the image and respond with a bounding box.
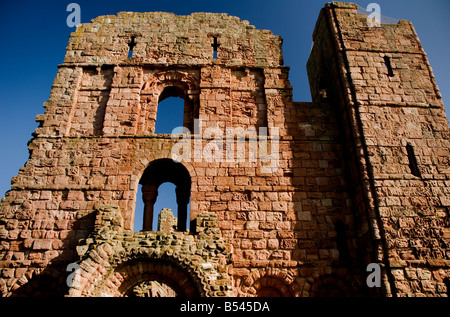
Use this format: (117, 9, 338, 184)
(155, 96, 184, 134)
(155, 85, 197, 134)
(134, 183, 188, 232)
(134, 159, 191, 232)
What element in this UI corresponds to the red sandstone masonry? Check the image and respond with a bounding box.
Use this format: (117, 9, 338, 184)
(308, 2, 449, 296)
(0, 3, 448, 297)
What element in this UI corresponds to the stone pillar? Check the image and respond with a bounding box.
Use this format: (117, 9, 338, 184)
(176, 186, 190, 232)
(142, 185, 158, 231)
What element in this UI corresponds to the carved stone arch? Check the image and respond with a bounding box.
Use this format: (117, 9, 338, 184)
(152, 70, 200, 93)
(239, 268, 301, 297)
(74, 245, 212, 297)
(68, 204, 232, 297)
(133, 155, 197, 187)
(109, 250, 208, 297)
(9, 269, 69, 297)
(139, 69, 200, 134)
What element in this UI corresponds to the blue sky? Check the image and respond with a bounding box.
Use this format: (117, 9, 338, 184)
(0, 0, 449, 230)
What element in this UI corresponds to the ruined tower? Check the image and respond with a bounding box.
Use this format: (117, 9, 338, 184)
(0, 2, 449, 297)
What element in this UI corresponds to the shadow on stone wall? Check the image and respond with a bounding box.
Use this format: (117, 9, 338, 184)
(6, 212, 95, 297)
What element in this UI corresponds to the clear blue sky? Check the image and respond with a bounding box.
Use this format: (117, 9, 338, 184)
(1, 0, 449, 230)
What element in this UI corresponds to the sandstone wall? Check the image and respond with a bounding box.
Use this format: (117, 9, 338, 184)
(307, 2, 449, 296)
(1, 3, 448, 297)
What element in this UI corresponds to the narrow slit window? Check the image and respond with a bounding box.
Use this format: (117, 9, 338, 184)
(383, 56, 394, 77)
(211, 36, 220, 59)
(128, 36, 137, 58)
(406, 143, 421, 177)
(318, 77, 328, 100)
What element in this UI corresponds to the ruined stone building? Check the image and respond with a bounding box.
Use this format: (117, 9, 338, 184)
(0, 2, 449, 297)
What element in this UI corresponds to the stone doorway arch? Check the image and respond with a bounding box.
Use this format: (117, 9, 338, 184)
(69, 243, 213, 297)
(68, 206, 232, 297)
(109, 259, 203, 297)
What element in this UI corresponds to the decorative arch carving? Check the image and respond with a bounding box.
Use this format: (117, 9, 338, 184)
(106, 254, 207, 297)
(68, 206, 232, 297)
(239, 268, 301, 297)
(8, 269, 69, 297)
(70, 241, 225, 297)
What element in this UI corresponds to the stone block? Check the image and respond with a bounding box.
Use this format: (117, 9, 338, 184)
(32, 239, 53, 250)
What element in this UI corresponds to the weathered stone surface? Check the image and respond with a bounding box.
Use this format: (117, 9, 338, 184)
(0, 2, 448, 297)
(67, 206, 232, 297)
